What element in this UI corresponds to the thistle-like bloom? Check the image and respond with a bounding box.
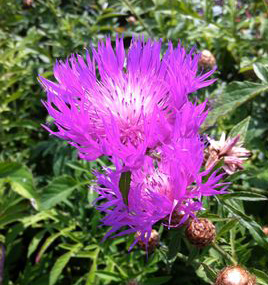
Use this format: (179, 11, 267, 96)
(205, 133, 251, 175)
(94, 133, 228, 249)
(40, 36, 216, 168)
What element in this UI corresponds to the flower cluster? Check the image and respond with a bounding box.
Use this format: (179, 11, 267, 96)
(40, 36, 228, 249)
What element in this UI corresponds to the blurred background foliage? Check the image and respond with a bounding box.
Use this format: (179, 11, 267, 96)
(1, 0, 268, 284)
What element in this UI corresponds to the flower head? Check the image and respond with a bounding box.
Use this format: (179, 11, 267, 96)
(94, 134, 228, 249)
(40, 36, 216, 168)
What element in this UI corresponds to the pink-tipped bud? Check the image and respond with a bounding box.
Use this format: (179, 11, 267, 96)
(214, 265, 256, 285)
(205, 133, 251, 175)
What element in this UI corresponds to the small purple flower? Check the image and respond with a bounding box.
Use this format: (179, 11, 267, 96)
(39, 36, 216, 168)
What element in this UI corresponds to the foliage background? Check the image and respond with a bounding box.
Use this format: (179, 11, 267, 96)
(1, 0, 268, 284)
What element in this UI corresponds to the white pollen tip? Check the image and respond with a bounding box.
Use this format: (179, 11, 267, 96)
(226, 269, 243, 284)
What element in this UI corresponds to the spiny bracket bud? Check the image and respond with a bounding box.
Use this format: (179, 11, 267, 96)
(214, 265, 256, 285)
(185, 218, 216, 248)
(135, 229, 159, 252)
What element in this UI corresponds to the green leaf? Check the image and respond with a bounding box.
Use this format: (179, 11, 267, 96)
(119, 171, 131, 206)
(49, 246, 81, 285)
(40, 176, 85, 210)
(228, 116, 251, 143)
(36, 225, 76, 262)
(251, 269, 268, 285)
(253, 63, 268, 83)
(201, 263, 217, 282)
(217, 219, 238, 238)
(167, 230, 182, 260)
(85, 248, 100, 285)
(204, 81, 268, 127)
(0, 162, 38, 201)
(221, 192, 267, 201)
(27, 230, 47, 258)
(222, 201, 268, 251)
(95, 271, 122, 282)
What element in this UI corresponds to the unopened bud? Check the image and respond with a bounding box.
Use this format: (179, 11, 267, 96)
(214, 265, 256, 285)
(127, 16, 137, 24)
(135, 229, 159, 252)
(199, 50, 216, 69)
(23, 0, 33, 8)
(185, 218, 216, 248)
(262, 226, 268, 236)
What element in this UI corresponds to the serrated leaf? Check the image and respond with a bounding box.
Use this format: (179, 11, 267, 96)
(204, 81, 268, 127)
(40, 176, 85, 210)
(228, 116, 251, 143)
(253, 63, 268, 82)
(119, 171, 131, 206)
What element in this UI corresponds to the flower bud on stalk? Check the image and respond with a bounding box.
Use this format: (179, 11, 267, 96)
(185, 218, 216, 248)
(199, 50, 216, 69)
(135, 229, 159, 252)
(214, 265, 256, 285)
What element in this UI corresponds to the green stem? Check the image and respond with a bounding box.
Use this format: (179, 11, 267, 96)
(212, 242, 237, 265)
(121, 0, 153, 38)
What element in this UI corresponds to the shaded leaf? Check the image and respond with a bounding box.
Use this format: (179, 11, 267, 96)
(201, 263, 217, 282)
(143, 276, 172, 285)
(119, 171, 131, 206)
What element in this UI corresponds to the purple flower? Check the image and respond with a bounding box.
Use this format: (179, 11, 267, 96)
(39, 36, 216, 168)
(94, 134, 228, 249)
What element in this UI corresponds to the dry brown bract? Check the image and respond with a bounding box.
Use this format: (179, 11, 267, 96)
(185, 218, 216, 248)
